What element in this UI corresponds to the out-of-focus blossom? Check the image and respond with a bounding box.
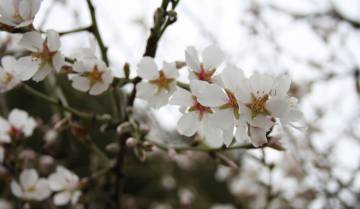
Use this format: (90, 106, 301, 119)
(185, 45, 224, 83)
(169, 81, 224, 147)
(49, 166, 82, 206)
(0, 199, 13, 209)
(0, 0, 42, 28)
(0, 56, 37, 93)
(136, 57, 179, 109)
(210, 204, 236, 209)
(10, 168, 51, 201)
(19, 30, 65, 81)
(0, 108, 36, 142)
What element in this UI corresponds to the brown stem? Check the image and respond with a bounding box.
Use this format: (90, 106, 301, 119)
(114, 135, 128, 209)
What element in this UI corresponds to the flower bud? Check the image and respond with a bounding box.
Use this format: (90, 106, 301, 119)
(116, 122, 131, 135)
(126, 137, 137, 148)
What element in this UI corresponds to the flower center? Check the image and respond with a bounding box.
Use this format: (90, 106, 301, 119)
(2, 72, 13, 85)
(149, 70, 174, 91)
(13, 12, 23, 22)
(220, 89, 240, 119)
(87, 65, 103, 85)
(25, 185, 36, 193)
(194, 64, 215, 82)
(32, 42, 57, 64)
(8, 126, 22, 138)
(189, 98, 213, 120)
(247, 94, 269, 118)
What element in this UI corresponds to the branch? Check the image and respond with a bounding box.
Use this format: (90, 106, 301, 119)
(22, 84, 112, 122)
(0, 23, 34, 33)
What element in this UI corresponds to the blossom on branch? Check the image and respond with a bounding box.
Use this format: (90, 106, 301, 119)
(49, 166, 82, 206)
(19, 30, 65, 81)
(10, 169, 51, 201)
(0, 56, 37, 93)
(185, 45, 224, 83)
(136, 57, 179, 109)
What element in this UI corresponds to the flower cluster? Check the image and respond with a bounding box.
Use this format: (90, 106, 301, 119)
(11, 166, 81, 205)
(136, 46, 304, 147)
(0, 0, 114, 95)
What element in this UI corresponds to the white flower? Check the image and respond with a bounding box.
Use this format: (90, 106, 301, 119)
(69, 58, 113, 95)
(0, 0, 42, 28)
(193, 65, 246, 146)
(235, 73, 303, 146)
(19, 30, 65, 81)
(10, 169, 51, 201)
(169, 80, 224, 147)
(0, 108, 36, 141)
(49, 166, 82, 206)
(0, 56, 37, 93)
(185, 45, 224, 83)
(136, 57, 179, 109)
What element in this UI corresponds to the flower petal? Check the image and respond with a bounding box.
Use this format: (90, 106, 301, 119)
(46, 30, 61, 52)
(185, 46, 201, 72)
(221, 65, 245, 92)
(89, 82, 109, 95)
(20, 169, 38, 189)
(169, 87, 193, 107)
(202, 45, 224, 71)
(137, 57, 158, 80)
(54, 191, 71, 206)
(10, 181, 23, 198)
(177, 112, 200, 137)
(163, 61, 179, 79)
(52, 52, 65, 72)
(195, 82, 228, 107)
(19, 31, 43, 52)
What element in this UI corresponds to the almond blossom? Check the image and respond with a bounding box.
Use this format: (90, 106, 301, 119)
(0, 108, 36, 142)
(19, 30, 65, 81)
(0, 56, 37, 93)
(10, 169, 51, 201)
(136, 57, 179, 109)
(69, 57, 113, 95)
(49, 166, 82, 206)
(0, 0, 42, 28)
(235, 73, 303, 146)
(185, 45, 224, 83)
(169, 81, 224, 147)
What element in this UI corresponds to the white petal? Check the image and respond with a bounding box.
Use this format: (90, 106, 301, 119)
(147, 90, 171, 109)
(206, 109, 234, 130)
(203, 127, 223, 148)
(20, 169, 38, 189)
(196, 82, 228, 107)
(185, 46, 201, 72)
(54, 191, 71, 206)
(202, 45, 224, 71)
(249, 126, 268, 147)
(30, 0, 42, 18)
(250, 115, 274, 130)
(89, 82, 109, 95)
(235, 121, 250, 142)
(32, 63, 51, 82)
(221, 65, 245, 92)
(137, 57, 158, 80)
(71, 191, 82, 205)
(272, 74, 291, 97)
(101, 70, 113, 84)
(71, 76, 90, 92)
(52, 52, 65, 72)
(1, 56, 16, 73)
(11, 181, 23, 198)
(48, 173, 66, 191)
(19, 0, 31, 20)
(249, 73, 273, 97)
(33, 179, 51, 201)
(169, 87, 193, 107)
(177, 112, 200, 136)
(46, 30, 61, 52)
(136, 82, 157, 100)
(266, 98, 289, 119)
(235, 80, 252, 104)
(162, 61, 179, 79)
(222, 127, 234, 147)
(19, 31, 43, 52)
(0, 0, 16, 21)
(16, 56, 38, 81)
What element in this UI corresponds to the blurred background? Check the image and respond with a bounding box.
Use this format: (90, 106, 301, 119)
(1, 0, 360, 208)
